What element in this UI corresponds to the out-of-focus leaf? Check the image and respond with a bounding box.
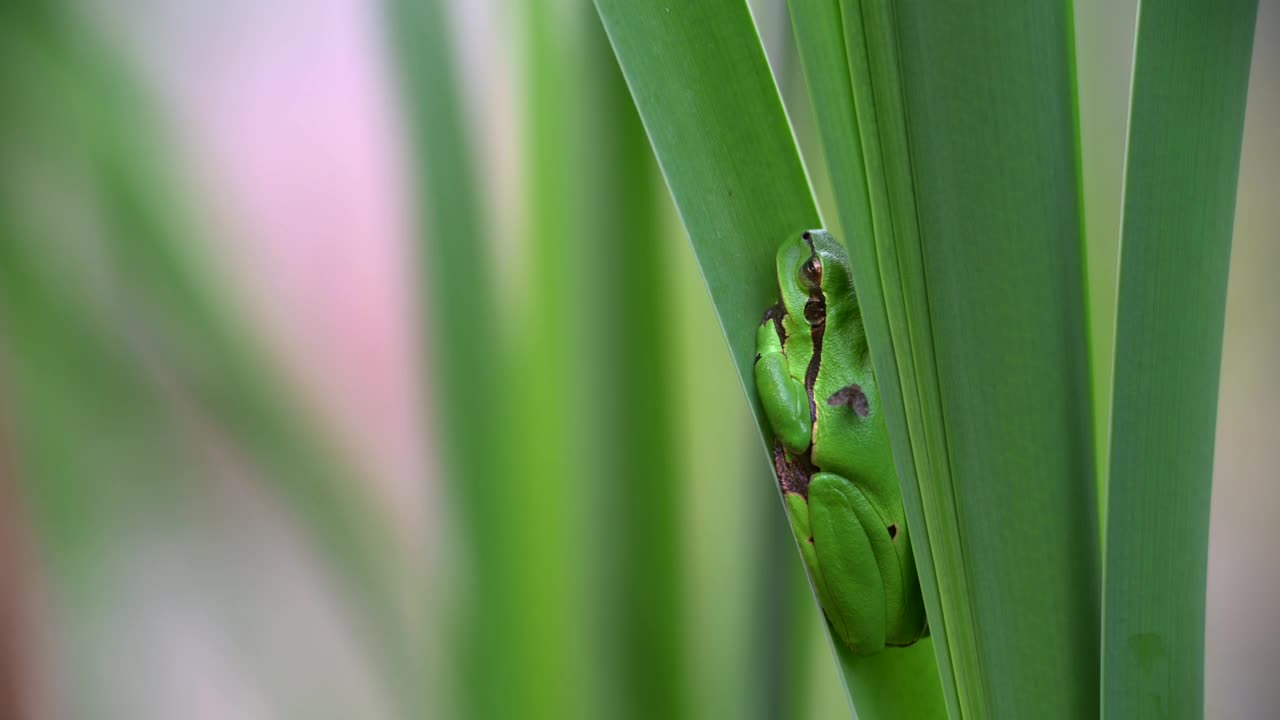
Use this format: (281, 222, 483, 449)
(0, 7, 420, 715)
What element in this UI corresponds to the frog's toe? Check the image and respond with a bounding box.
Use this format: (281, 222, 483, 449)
(761, 301, 786, 325)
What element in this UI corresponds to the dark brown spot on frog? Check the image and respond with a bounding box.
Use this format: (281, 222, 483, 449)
(887, 524, 898, 540)
(828, 384, 871, 417)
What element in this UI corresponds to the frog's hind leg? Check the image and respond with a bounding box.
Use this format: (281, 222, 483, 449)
(807, 473, 902, 656)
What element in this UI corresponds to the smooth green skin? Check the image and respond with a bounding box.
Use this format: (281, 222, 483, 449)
(755, 230, 926, 656)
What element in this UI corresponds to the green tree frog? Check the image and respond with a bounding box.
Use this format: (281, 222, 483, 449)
(755, 229, 927, 656)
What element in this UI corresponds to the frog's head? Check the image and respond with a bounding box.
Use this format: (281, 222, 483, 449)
(775, 229, 856, 327)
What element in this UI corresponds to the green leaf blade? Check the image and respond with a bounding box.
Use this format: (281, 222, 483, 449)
(1104, 2, 1259, 718)
(790, 1, 1102, 717)
(890, 5, 1102, 718)
(593, 0, 820, 399)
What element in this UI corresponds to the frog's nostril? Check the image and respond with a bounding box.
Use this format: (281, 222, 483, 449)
(887, 524, 898, 540)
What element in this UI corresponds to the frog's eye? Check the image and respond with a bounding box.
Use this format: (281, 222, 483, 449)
(798, 256, 823, 289)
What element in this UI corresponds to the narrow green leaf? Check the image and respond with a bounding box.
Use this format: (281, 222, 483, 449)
(386, 2, 514, 717)
(784, 1, 959, 711)
(1104, 2, 1259, 718)
(0, 421, 27, 720)
(581, 10, 688, 719)
(502, 2, 594, 717)
(674, 252, 772, 720)
(1073, 0, 1139, 520)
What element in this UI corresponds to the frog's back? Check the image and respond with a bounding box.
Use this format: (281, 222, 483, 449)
(811, 302, 901, 524)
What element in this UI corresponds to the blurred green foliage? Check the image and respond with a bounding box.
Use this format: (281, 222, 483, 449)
(0, 1, 839, 718)
(0, 1, 1273, 719)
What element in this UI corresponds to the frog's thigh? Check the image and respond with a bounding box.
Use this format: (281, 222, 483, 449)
(820, 475, 906, 632)
(808, 473, 886, 655)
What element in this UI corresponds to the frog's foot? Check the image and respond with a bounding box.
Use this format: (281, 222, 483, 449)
(761, 301, 787, 341)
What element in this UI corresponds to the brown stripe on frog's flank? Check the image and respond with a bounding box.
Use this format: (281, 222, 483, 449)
(800, 232, 827, 430)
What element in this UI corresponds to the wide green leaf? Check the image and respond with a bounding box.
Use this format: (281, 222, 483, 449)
(789, 1, 1101, 716)
(890, 5, 1101, 718)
